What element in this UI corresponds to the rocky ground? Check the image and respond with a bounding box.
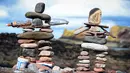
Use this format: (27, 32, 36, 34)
(0, 33, 130, 73)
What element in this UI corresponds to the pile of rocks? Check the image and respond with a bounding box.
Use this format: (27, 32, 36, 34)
(76, 8, 112, 73)
(11, 2, 56, 73)
(76, 51, 90, 73)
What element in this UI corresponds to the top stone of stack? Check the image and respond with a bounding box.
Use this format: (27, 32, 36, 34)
(35, 2, 45, 13)
(25, 2, 51, 25)
(88, 8, 101, 25)
(84, 8, 108, 28)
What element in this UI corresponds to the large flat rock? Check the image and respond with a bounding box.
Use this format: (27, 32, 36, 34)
(17, 32, 54, 40)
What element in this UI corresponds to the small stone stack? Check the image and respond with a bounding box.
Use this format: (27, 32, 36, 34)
(80, 8, 112, 73)
(76, 51, 90, 73)
(16, 2, 54, 72)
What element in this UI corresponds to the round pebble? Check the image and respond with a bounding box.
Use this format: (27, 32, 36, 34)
(80, 51, 89, 56)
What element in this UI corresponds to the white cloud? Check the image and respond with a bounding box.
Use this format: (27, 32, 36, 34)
(0, 9, 8, 17)
(45, 0, 130, 17)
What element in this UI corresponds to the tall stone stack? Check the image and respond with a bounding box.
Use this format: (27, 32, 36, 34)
(9, 2, 55, 72)
(76, 51, 90, 73)
(24, 2, 54, 72)
(78, 8, 114, 73)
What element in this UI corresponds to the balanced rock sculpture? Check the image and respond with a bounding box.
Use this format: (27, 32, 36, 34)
(75, 8, 115, 73)
(7, 2, 55, 73)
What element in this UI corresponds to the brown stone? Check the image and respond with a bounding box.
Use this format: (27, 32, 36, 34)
(93, 67, 104, 72)
(39, 57, 52, 62)
(18, 39, 35, 44)
(40, 28, 53, 33)
(17, 32, 54, 40)
(76, 71, 95, 73)
(76, 67, 89, 71)
(88, 8, 101, 25)
(76, 64, 90, 67)
(78, 56, 89, 60)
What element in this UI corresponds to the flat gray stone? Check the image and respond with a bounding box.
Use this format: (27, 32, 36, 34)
(25, 12, 51, 21)
(17, 32, 54, 40)
(83, 36, 107, 44)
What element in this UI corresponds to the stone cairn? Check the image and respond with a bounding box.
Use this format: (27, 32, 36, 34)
(7, 2, 56, 73)
(75, 8, 115, 73)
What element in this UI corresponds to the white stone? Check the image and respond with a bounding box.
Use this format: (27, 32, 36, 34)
(38, 46, 52, 50)
(39, 51, 54, 56)
(20, 43, 38, 48)
(95, 63, 106, 68)
(79, 60, 90, 63)
(96, 57, 107, 61)
(80, 51, 88, 56)
(81, 43, 108, 51)
(96, 54, 105, 57)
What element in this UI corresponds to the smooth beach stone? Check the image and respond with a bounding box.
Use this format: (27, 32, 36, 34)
(95, 63, 106, 68)
(22, 49, 36, 57)
(39, 57, 52, 62)
(94, 67, 104, 72)
(52, 66, 60, 71)
(76, 67, 89, 71)
(35, 2, 45, 13)
(18, 39, 35, 44)
(25, 12, 51, 21)
(32, 18, 43, 26)
(96, 54, 105, 57)
(79, 60, 90, 63)
(40, 28, 53, 33)
(17, 32, 54, 40)
(38, 40, 51, 44)
(20, 43, 38, 48)
(78, 56, 90, 60)
(76, 64, 90, 67)
(80, 51, 89, 56)
(62, 67, 73, 72)
(28, 63, 38, 73)
(88, 8, 102, 25)
(96, 57, 107, 61)
(81, 43, 108, 51)
(39, 51, 54, 56)
(83, 36, 107, 44)
(38, 46, 52, 50)
(23, 29, 34, 32)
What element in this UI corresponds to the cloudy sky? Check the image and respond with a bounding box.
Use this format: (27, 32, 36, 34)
(0, 0, 130, 38)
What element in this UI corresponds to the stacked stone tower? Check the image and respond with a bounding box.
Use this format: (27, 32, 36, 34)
(76, 8, 115, 73)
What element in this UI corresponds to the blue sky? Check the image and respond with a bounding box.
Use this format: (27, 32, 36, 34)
(0, 0, 130, 38)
